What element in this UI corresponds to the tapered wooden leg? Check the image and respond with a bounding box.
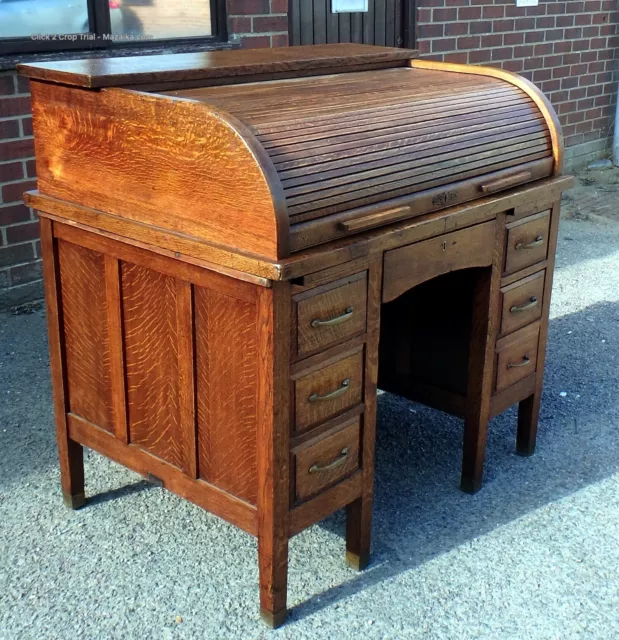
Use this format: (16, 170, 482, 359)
(59, 438, 86, 509)
(461, 413, 490, 494)
(461, 219, 506, 493)
(516, 391, 541, 456)
(40, 217, 87, 510)
(461, 268, 494, 494)
(345, 496, 372, 570)
(256, 283, 291, 628)
(346, 257, 381, 570)
(258, 536, 289, 628)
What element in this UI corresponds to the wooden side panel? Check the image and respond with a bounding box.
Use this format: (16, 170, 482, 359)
(121, 263, 186, 469)
(57, 240, 114, 432)
(30, 81, 287, 260)
(195, 287, 259, 505)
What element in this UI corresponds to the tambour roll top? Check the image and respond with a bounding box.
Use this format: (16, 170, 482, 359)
(19, 45, 563, 262)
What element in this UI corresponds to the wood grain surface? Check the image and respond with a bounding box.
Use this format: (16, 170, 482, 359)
(383, 220, 497, 303)
(293, 418, 361, 502)
(294, 350, 364, 433)
(171, 67, 554, 238)
(195, 287, 259, 504)
(19, 44, 415, 88)
(295, 272, 368, 357)
(410, 59, 565, 175)
(30, 81, 288, 260)
(58, 240, 114, 432)
(40, 218, 85, 506)
(28, 175, 573, 283)
(121, 262, 186, 469)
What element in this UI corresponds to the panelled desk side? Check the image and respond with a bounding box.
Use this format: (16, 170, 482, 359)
(33, 173, 572, 626)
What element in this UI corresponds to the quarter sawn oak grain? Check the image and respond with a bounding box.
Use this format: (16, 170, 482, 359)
(24, 46, 572, 628)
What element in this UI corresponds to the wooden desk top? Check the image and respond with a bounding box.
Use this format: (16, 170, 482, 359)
(26, 176, 573, 284)
(17, 44, 416, 88)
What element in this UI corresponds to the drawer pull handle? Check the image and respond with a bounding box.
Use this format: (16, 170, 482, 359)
(308, 378, 350, 403)
(309, 448, 349, 474)
(507, 355, 531, 369)
(510, 297, 538, 313)
(311, 307, 353, 328)
(515, 235, 544, 250)
(480, 171, 532, 194)
(338, 206, 411, 232)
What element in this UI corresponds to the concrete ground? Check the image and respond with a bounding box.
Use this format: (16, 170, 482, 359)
(1, 194, 619, 638)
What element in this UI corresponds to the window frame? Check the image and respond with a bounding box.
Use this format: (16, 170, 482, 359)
(0, 0, 228, 57)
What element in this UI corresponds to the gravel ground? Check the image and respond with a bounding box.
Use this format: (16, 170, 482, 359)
(1, 214, 618, 639)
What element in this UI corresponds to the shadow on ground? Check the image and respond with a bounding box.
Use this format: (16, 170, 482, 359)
(294, 299, 619, 620)
(0, 223, 617, 627)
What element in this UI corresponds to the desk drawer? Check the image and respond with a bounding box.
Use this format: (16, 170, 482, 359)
(504, 212, 550, 274)
(296, 273, 367, 357)
(495, 325, 540, 392)
(293, 418, 361, 502)
(382, 221, 496, 303)
(500, 270, 545, 336)
(294, 351, 364, 433)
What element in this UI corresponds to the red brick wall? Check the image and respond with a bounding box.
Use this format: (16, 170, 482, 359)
(0, 72, 40, 308)
(1, 1, 618, 307)
(0, 0, 289, 308)
(416, 0, 618, 152)
(228, 0, 289, 47)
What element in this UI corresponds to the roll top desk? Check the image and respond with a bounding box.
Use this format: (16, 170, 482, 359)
(19, 44, 573, 627)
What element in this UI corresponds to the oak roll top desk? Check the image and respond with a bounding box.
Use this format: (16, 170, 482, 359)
(19, 44, 573, 627)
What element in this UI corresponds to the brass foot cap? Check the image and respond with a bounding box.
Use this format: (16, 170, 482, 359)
(260, 608, 288, 629)
(346, 550, 370, 571)
(460, 477, 483, 495)
(63, 491, 86, 510)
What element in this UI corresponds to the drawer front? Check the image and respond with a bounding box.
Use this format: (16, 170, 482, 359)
(295, 351, 364, 433)
(296, 273, 367, 357)
(294, 418, 361, 502)
(504, 212, 550, 274)
(496, 326, 540, 392)
(382, 221, 496, 303)
(500, 271, 545, 336)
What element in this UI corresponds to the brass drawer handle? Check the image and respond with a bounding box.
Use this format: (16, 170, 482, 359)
(309, 447, 349, 474)
(515, 235, 544, 250)
(510, 297, 538, 313)
(507, 355, 531, 369)
(311, 306, 353, 328)
(308, 378, 350, 403)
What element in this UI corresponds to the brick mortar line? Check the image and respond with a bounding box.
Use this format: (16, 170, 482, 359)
(0, 174, 36, 187)
(0, 93, 31, 99)
(229, 12, 287, 17)
(0, 116, 32, 122)
(0, 220, 38, 229)
(0, 176, 35, 185)
(0, 240, 40, 252)
(235, 31, 289, 37)
(0, 257, 42, 269)
(0, 277, 44, 292)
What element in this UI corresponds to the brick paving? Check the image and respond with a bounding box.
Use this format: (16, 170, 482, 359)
(562, 166, 619, 223)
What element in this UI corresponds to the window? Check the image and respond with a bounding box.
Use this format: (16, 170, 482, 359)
(0, 0, 226, 56)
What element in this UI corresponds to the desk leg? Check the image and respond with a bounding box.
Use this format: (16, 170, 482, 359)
(346, 258, 381, 568)
(517, 392, 540, 455)
(41, 217, 86, 510)
(256, 283, 290, 628)
(346, 496, 372, 570)
(461, 222, 505, 493)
